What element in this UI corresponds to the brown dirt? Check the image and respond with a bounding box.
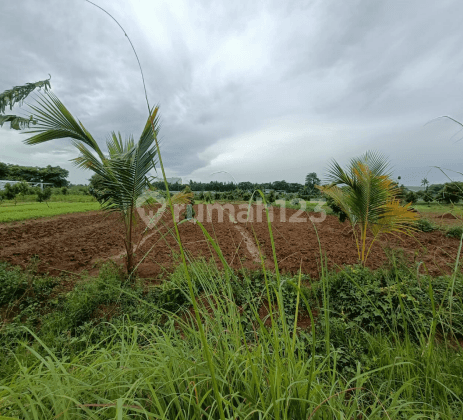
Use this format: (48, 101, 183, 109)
(421, 212, 463, 227)
(1, 204, 462, 279)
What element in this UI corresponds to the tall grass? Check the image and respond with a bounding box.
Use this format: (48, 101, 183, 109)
(1, 244, 462, 418)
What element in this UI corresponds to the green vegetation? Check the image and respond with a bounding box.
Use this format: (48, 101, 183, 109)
(23, 93, 162, 273)
(319, 151, 419, 264)
(0, 77, 51, 130)
(0, 201, 100, 222)
(1, 19, 462, 419)
(0, 256, 462, 419)
(0, 162, 70, 187)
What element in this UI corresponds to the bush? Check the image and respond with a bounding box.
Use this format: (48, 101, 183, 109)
(415, 218, 437, 232)
(242, 191, 252, 201)
(265, 190, 276, 204)
(37, 187, 52, 203)
(325, 194, 348, 222)
(436, 182, 463, 204)
(3, 183, 18, 201)
(404, 191, 417, 204)
(446, 226, 463, 238)
(61, 186, 68, 195)
(204, 192, 213, 203)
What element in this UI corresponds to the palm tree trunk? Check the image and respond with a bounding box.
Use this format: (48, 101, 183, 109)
(125, 208, 134, 274)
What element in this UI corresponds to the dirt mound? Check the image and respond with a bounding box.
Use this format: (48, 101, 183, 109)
(441, 213, 457, 219)
(1, 204, 462, 279)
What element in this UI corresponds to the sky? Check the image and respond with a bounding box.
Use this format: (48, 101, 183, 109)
(1, 0, 463, 186)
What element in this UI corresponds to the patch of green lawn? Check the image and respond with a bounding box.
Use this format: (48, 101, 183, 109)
(0, 201, 101, 222)
(413, 202, 463, 215)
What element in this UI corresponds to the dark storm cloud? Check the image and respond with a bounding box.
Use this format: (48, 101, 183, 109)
(1, 0, 463, 185)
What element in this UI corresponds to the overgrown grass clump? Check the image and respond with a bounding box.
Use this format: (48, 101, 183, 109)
(1, 258, 462, 419)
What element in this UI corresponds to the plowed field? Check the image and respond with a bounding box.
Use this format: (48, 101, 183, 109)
(1, 204, 461, 279)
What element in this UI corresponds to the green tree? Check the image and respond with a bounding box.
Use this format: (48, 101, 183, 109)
(37, 187, 52, 203)
(404, 190, 418, 204)
(0, 162, 8, 179)
(318, 151, 419, 264)
(0, 77, 51, 130)
(421, 177, 429, 191)
(266, 190, 277, 204)
(3, 183, 18, 203)
(0, 162, 69, 186)
(23, 91, 161, 274)
(39, 165, 69, 187)
(88, 173, 106, 203)
(436, 182, 463, 204)
(305, 172, 321, 194)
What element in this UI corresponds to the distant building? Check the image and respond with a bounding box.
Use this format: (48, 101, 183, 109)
(0, 180, 52, 190)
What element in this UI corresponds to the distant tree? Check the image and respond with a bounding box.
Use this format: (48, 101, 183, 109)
(3, 183, 18, 204)
(298, 185, 312, 201)
(423, 192, 433, 203)
(38, 165, 69, 187)
(0, 162, 8, 179)
(421, 178, 429, 191)
(266, 190, 276, 204)
(204, 191, 213, 203)
(273, 180, 289, 191)
(305, 172, 321, 194)
(238, 181, 253, 191)
(404, 190, 418, 204)
(0, 76, 51, 130)
(0, 162, 69, 186)
(37, 187, 52, 203)
(436, 182, 463, 204)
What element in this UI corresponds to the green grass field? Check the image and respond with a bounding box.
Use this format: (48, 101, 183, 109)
(413, 202, 463, 215)
(0, 201, 101, 222)
(1, 194, 97, 205)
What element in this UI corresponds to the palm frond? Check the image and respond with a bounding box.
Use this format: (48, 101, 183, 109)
(94, 107, 160, 213)
(0, 76, 51, 114)
(321, 150, 418, 264)
(70, 141, 106, 174)
(23, 91, 105, 160)
(0, 114, 37, 130)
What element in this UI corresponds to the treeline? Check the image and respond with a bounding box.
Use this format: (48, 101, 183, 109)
(405, 182, 463, 204)
(0, 162, 69, 187)
(150, 180, 314, 194)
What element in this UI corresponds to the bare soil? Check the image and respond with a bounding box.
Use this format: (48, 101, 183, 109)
(1, 204, 461, 279)
(421, 212, 463, 227)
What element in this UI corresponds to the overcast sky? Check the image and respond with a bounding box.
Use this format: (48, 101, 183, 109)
(1, 0, 463, 186)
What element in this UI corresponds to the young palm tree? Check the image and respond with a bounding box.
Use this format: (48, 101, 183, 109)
(318, 151, 419, 264)
(23, 91, 175, 274)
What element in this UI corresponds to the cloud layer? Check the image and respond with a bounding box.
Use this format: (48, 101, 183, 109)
(1, 0, 463, 185)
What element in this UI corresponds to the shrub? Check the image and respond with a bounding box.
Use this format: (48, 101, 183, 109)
(37, 187, 52, 203)
(446, 225, 463, 238)
(436, 182, 463, 204)
(61, 186, 68, 195)
(204, 192, 213, 203)
(266, 190, 276, 204)
(415, 218, 437, 232)
(404, 190, 417, 204)
(182, 185, 195, 219)
(242, 191, 251, 201)
(325, 195, 348, 222)
(3, 183, 18, 201)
